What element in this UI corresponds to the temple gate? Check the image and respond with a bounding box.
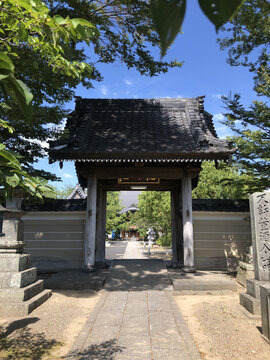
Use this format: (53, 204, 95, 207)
(49, 97, 234, 273)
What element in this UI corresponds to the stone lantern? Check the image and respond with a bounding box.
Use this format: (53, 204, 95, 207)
(0, 191, 51, 316)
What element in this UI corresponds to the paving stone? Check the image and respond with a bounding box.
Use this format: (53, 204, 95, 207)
(118, 334, 151, 348)
(84, 325, 120, 344)
(120, 323, 149, 336)
(94, 312, 124, 326)
(152, 347, 190, 360)
(149, 310, 176, 326)
(68, 259, 201, 360)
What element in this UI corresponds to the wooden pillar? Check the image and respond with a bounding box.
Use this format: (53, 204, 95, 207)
(84, 174, 97, 270)
(95, 186, 107, 267)
(182, 176, 196, 273)
(171, 186, 183, 267)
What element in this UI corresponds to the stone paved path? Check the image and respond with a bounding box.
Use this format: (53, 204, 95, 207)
(68, 260, 201, 360)
(122, 239, 146, 259)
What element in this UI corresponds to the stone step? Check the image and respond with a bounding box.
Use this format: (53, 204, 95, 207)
(173, 279, 237, 292)
(239, 292, 261, 315)
(246, 278, 269, 299)
(0, 289, 52, 317)
(0, 267, 37, 288)
(0, 280, 44, 302)
(0, 253, 30, 272)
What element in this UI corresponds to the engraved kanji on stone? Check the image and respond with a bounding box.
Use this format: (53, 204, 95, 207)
(259, 217, 270, 231)
(258, 203, 269, 216)
(259, 242, 270, 271)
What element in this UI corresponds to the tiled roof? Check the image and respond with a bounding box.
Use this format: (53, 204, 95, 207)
(67, 184, 86, 199)
(49, 97, 234, 161)
(22, 199, 249, 212)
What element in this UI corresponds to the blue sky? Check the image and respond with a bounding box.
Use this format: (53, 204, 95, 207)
(36, 0, 255, 191)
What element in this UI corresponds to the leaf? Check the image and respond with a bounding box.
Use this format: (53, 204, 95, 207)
(0, 74, 9, 80)
(0, 149, 22, 169)
(198, 0, 245, 31)
(0, 53, 15, 72)
(54, 15, 67, 25)
(6, 173, 20, 187)
(16, 79, 33, 105)
(3, 76, 33, 119)
(151, 0, 186, 57)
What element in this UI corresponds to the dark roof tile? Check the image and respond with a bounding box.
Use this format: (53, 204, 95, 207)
(49, 97, 234, 161)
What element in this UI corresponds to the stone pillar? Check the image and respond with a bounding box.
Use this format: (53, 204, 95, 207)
(250, 192, 270, 281)
(171, 186, 183, 267)
(84, 174, 97, 270)
(182, 176, 196, 273)
(0, 198, 51, 316)
(260, 283, 270, 343)
(240, 191, 270, 315)
(95, 185, 106, 267)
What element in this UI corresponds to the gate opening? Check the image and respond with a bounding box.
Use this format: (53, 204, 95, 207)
(105, 190, 173, 262)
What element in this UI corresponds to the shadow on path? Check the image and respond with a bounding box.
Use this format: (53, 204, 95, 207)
(104, 259, 173, 291)
(67, 338, 124, 360)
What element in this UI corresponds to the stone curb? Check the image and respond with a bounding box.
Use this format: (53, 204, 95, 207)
(165, 292, 202, 360)
(66, 291, 109, 360)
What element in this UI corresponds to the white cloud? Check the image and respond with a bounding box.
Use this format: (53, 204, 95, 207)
(100, 85, 108, 96)
(213, 113, 225, 121)
(212, 94, 223, 100)
(124, 79, 133, 86)
(63, 173, 73, 179)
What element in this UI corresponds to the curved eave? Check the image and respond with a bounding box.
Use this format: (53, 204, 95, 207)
(49, 149, 235, 164)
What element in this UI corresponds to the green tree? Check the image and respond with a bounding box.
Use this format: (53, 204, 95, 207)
(218, 0, 270, 192)
(106, 191, 126, 235)
(1, 0, 182, 183)
(0, 0, 97, 198)
(52, 183, 77, 199)
(192, 162, 255, 199)
(135, 191, 171, 246)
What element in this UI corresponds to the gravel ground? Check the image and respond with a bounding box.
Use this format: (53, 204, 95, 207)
(0, 290, 100, 359)
(175, 290, 270, 360)
(1, 280, 270, 360)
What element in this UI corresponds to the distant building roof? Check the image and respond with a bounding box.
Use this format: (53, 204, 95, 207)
(67, 184, 86, 200)
(49, 97, 234, 163)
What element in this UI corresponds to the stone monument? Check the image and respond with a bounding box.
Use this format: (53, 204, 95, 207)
(0, 191, 51, 316)
(240, 191, 270, 316)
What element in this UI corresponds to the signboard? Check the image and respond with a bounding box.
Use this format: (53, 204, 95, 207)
(118, 177, 160, 184)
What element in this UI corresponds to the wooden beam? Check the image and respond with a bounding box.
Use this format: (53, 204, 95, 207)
(96, 179, 183, 191)
(91, 167, 201, 179)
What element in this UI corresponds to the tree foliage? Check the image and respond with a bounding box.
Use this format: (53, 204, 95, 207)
(192, 161, 256, 199)
(218, 0, 270, 191)
(0, 0, 182, 184)
(134, 191, 171, 247)
(52, 183, 77, 199)
(150, 0, 245, 56)
(0, 0, 98, 198)
(0, 120, 55, 200)
(106, 191, 126, 235)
